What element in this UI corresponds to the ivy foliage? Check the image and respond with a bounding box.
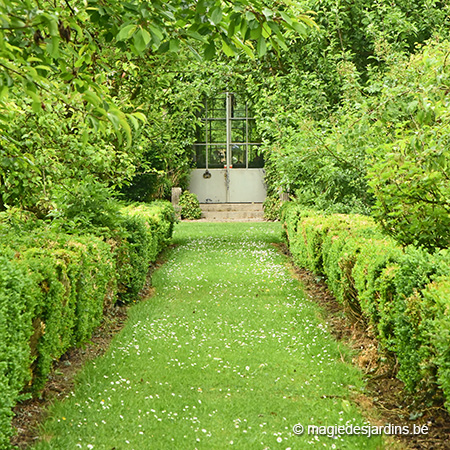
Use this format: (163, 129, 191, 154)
(179, 191, 202, 220)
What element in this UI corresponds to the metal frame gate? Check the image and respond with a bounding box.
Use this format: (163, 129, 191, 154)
(189, 92, 266, 203)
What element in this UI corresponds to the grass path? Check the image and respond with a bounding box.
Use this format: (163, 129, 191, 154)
(33, 222, 384, 449)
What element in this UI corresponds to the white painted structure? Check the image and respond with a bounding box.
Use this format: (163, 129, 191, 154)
(189, 92, 266, 203)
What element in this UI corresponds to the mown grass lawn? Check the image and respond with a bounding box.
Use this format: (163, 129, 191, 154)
(32, 222, 384, 449)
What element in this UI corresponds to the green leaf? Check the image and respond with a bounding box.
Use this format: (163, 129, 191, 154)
(47, 37, 60, 58)
(186, 29, 208, 43)
(187, 45, 202, 62)
(68, 19, 83, 37)
(290, 21, 308, 36)
(116, 130, 123, 146)
(268, 21, 284, 39)
(141, 28, 151, 46)
(210, 7, 223, 26)
(31, 100, 42, 113)
(134, 29, 150, 53)
(74, 55, 86, 68)
(128, 114, 139, 130)
(158, 41, 170, 53)
(25, 86, 37, 100)
(158, 9, 175, 21)
(250, 26, 262, 40)
(228, 17, 238, 37)
(240, 20, 248, 39)
(88, 116, 100, 132)
(245, 11, 256, 21)
(131, 112, 147, 122)
(26, 90, 42, 113)
(119, 115, 132, 148)
(269, 36, 280, 53)
(44, 15, 59, 37)
(116, 24, 137, 41)
(196, 0, 207, 15)
(222, 40, 235, 57)
(231, 37, 254, 59)
(84, 90, 101, 106)
(34, 65, 52, 72)
(82, 129, 89, 146)
(279, 11, 293, 25)
(0, 85, 9, 101)
(149, 24, 164, 42)
(262, 8, 273, 19)
(272, 34, 288, 51)
(169, 39, 180, 52)
(299, 15, 319, 29)
(10, 17, 26, 28)
(204, 41, 216, 60)
(107, 111, 121, 130)
(261, 22, 272, 38)
(407, 100, 419, 114)
(257, 36, 267, 58)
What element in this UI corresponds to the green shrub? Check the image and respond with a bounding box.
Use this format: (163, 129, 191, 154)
(421, 277, 450, 408)
(49, 179, 125, 233)
(282, 202, 450, 411)
(121, 201, 176, 252)
(179, 192, 202, 220)
(385, 250, 450, 395)
(116, 214, 153, 302)
(0, 232, 115, 392)
(117, 201, 175, 302)
(0, 251, 34, 448)
(0, 233, 114, 447)
(367, 41, 450, 250)
(0, 201, 175, 446)
(263, 196, 282, 221)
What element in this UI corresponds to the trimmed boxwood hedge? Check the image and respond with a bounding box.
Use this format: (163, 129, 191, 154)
(0, 201, 175, 448)
(282, 202, 450, 411)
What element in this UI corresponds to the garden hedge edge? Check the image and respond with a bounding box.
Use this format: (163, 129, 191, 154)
(282, 202, 450, 411)
(0, 201, 175, 448)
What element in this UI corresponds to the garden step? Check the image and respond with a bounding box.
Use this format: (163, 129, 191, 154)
(199, 203, 264, 221)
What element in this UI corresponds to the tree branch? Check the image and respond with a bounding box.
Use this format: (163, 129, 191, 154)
(64, 0, 76, 16)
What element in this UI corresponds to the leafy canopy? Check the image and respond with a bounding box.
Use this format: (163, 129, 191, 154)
(0, 0, 315, 216)
(0, 0, 314, 139)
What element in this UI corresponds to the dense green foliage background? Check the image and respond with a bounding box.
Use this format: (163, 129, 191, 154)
(2, 0, 450, 247)
(249, 0, 450, 249)
(0, 0, 311, 220)
(275, 1, 450, 411)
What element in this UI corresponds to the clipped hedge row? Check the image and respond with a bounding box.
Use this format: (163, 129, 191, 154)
(0, 201, 175, 448)
(282, 203, 450, 410)
(117, 201, 175, 301)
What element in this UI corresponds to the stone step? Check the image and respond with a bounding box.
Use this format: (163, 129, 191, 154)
(198, 203, 265, 222)
(200, 203, 263, 212)
(201, 211, 264, 221)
